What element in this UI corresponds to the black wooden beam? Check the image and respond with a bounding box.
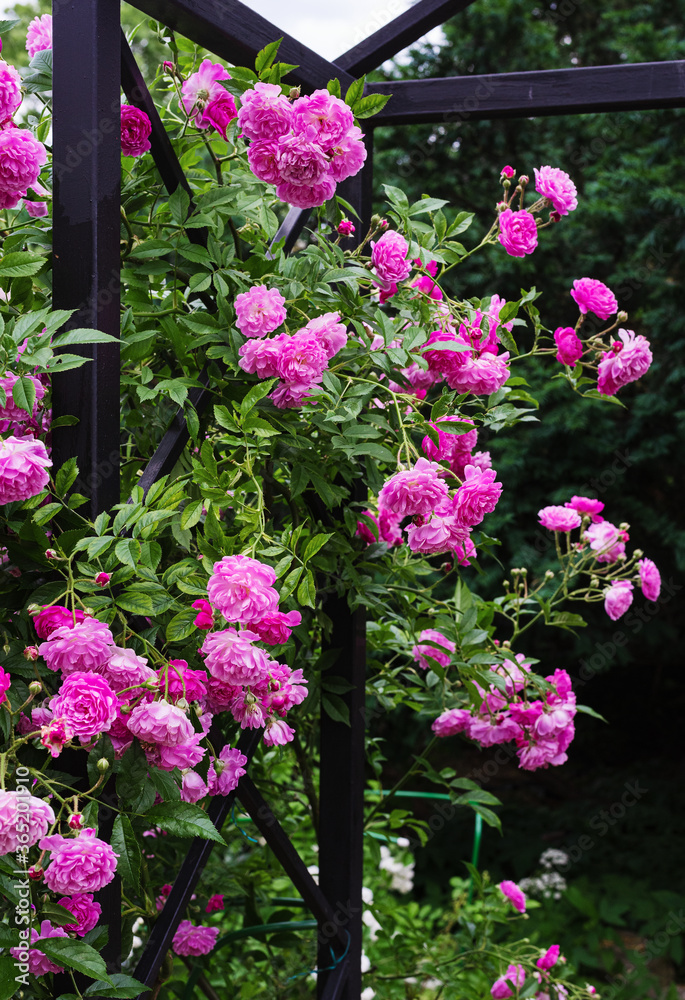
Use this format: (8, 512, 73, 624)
(51, 0, 121, 520)
(121, 32, 192, 198)
(367, 60, 685, 125)
(336, 0, 476, 76)
(317, 605, 366, 1000)
(127, 0, 354, 91)
(236, 776, 348, 948)
(132, 730, 261, 996)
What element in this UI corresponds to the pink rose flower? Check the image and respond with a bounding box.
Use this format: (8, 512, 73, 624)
(207, 744, 248, 795)
(38, 617, 115, 675)
(40, 718, 73, 757)
(159, 659, 208, 704)
(446, 351, 511, 396)
(491, 964, 526, 999)
(234, 285, 287, 338)
(337, 219, 355, 237)
(247, 139, 281, 183)
(604, 580, 634, 621)
(274, 331, 328, 386)
(553, 326, 583, 366)
(192, 598, 214, 630)
(275, 177, 336, 209)
(40, 828, 118, 894)
(202, 628, 272, 686)
(302, 312, 348, 359)
(597, 328, 652, 396)
(238, 82, 293, 141)
(172, 920, 219, 957)
(156, 733, 206, 772)
(0, 372, 46, 432)
(50, 671, 118, 742)
(181, 770, 208, 803)
(564, 495, 604, 522)
(11, 920, 67, 976)
(57, 893, 101, 937)
(291, 90, 354, 150)
(453, 464, 502, 527)
(431, 708, 472, 737)
(26, 14, 52, 58)
(584, 520, 625, 563)
(501, 165, 515, 178)
(570, 277, 617, 319)
(0, 127, 47, 195)
(538, 505, 582, 532)
(412, 629, 455, 670)
(24, 199, 47, 217)
(276, 130, 329, 187)
(327, 127, 368, 183)
(498, 208, 538, 257)
(0, 664, 9, 701)
(378, 457, 448, 517)
(0, 434, 51, 503)
(202, 89, 238, 140)
(499, 879, 526, 913)
(238, 334, 286, 378)
(248, 610, 302, 645)
(534, 165, 578, 215)
(405, 510, 461, 555)
(180, 59, 231, 130)
(32, 605, 86, 639)
(263, 718, 295, 746)
(127, 700, 194, 747)
(102, 646, 156, 693)
(638, 557, 661, 601)
(537, 944, 560, 971)
(207, 554, 279, 624)
(206, 893, 224, 913)
(120, 104, 152, 157)
(269, 381, 317, 409)
(421, 416, 477, 462)
(0, 60, 23, 121)
(95, 571, 110, 587)
(371, 230, 411, 289)
(0, 789, 54, 854)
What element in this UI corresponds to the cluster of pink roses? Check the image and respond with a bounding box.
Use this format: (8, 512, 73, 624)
(368, 453, 502, 559)
(537, 495, 661, 621)
(421, 297, 514, 397)
(0, 369, 50, 439)
(432, 653, 577, 771)
(553, 277, 652, 396)
(239, 83, 366, 208)
(498, 164, 577, 258)
(235, 285, 348, 408)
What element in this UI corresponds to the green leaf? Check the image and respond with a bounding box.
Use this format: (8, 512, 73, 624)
(322, 693, 350, 726)
(83, 975, 149, 999)
(111, 815, 142, 891)
(166, 606, 199, 643)
(353, 92, 391, 119)
(549, 611, 587, 630)
(12, 375, 36, 415)
(345, 75, 366, 108)
(115, 538, 141, 569)
(240, 379, 276, 417)
(296, 570, 316, 609)
(576, 704, 608, 723)
(32, 937, 113, 984)
(41, 902, 79, 926)
(0, 251, 45, 277)
(470, 802, 502, 833)
(407, 197, 449, 217)
(448, 211, 475, 236)
(302, 533, 333, 563)
(382, 184, 409, 210)
(51, 328, 120, 347)
(169, 186, 190, 225)
(327, 78, 341, 98)
(0, 19, 20, 32)
(0, 955, 20, 1000)
(181, 499, 204, 530)
(55, 456, 79, 496)
(149, 768, 181, 802)
(145, 801, 226, 844)
(255, 38, 282, 74)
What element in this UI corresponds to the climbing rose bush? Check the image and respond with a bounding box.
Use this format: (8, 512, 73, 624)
(0, 26, 657, 1000)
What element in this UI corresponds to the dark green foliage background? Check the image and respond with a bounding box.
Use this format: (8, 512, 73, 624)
(369, 0, 685, 987)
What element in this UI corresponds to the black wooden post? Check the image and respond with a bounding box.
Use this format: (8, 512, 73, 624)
(51, 0, 122, 982)
(52, 0, 121, 519)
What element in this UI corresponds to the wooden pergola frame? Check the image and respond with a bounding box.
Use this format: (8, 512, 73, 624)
(48, 2, 685, 997)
